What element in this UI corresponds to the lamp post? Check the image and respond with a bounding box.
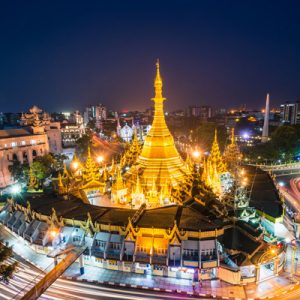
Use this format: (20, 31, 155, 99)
(96, 155, 104, 165)
(192, 149, 202, 171)
(291, 241, 297, 277)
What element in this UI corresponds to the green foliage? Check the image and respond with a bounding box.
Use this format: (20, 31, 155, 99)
(192, 124, 227, 152)
(76, 133, 92, 157)
(0, 243, 17, 283)
(31, 153, 67, 181)
(8, 160, 29, 181)
(242, 125, 298, 162)
(0, 262, 18, 283)
(52, 153, 68, 172)
(271, 125, 298, 152)
(0, 245, 12, 262)
(31, 161, 50, 180)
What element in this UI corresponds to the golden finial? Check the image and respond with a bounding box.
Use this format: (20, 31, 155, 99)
(231, 128, 235, 144)
(214, 128, 217, 141)
(153, 59, 164, 101)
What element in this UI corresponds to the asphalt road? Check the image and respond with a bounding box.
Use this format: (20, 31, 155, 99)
(0, 254, 207, 300)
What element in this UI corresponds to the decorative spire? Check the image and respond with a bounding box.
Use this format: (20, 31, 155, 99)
(134, 175, 143, 194)
(223, 128, 241, 174)
(231, 128, 235, 145)
(153, 59, 165, 102)
(57, 173, 66, 194)
(114, 167, 124, 189)
(82, 147, 100, 182)
(209, 129, 226, 173)
(27, 167, 37, 191)
(102, 164, 108, 181)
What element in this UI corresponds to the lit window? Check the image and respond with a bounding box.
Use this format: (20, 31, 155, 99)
(31, 140, 36, 145)
(21, 141, 26, 145)
(11, 142, 16, 147)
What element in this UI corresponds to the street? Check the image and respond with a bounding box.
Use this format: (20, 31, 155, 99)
(0, 254, 207, 300)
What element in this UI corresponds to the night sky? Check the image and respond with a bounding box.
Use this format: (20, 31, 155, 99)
(1, 0, 300, 113)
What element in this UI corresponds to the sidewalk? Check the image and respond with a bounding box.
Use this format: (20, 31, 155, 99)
(1, 224, 298, 300)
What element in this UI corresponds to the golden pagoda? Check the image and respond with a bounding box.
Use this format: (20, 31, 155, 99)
(128, 60, 189, 189)
(208, 129, 227, 174)
(223, 128, 242, 173)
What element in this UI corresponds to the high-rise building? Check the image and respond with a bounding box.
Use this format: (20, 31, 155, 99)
(280, 101, 300, 124)
(84, 104, 107, 128)
(188, 105, 212, 121)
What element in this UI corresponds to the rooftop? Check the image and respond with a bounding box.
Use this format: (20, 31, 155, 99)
(245, 165, 283, 219)
(0, 127, 35, 139)
(14, 193, 221, 231)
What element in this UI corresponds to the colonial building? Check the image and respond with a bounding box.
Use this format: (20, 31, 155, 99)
(60, 122, 85, 147)
(20, 105, 62, 154)
(0, 127, 49, 187)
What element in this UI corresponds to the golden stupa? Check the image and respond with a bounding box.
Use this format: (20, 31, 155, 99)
(128, 60, 190, 188)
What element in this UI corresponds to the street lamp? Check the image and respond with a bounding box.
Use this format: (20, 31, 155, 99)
(192, 150, 201, 159)
(96, 155, 104, 164)
(50, 230, 58, 238)
(11, 184, 21, 195)
(72, 161, 79, 170)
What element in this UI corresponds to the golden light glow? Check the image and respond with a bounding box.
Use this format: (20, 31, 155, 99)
(72, 161, 79, 170)
(192, 150, 201, 159)
(50, 230, 57, 238)
(96, 155, 104, 163)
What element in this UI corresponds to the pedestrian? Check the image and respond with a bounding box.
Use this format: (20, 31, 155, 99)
(192, 280, 196, 292)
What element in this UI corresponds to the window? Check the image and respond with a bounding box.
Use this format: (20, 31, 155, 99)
(183, 249, 198, 257)
(95, 240, 106, 248)
(110, 243, 121, 250)
(21, 141, 26, 145)
(31, 140, 36, 145)
(11, 142, 16, 147)
(72, 236, 81, 242)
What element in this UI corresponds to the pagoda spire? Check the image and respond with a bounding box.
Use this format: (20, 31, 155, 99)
(83, 147, 100, 182)
(209, 129, 226, 174)
(223, 128, 242, 173)
(128, 61, 189, 191)
(114, 167, 124, 189)
(231, 128, 235, 145)
(153, 59, 165, 101)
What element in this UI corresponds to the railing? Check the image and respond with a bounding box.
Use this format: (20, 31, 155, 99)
(19, 246, 87, 300)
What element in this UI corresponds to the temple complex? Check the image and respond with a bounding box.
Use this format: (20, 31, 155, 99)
(0, 62, 287, 286)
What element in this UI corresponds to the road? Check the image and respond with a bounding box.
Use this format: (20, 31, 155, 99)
(0, 254, 206, 300)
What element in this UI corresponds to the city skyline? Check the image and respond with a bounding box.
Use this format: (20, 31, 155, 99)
(1, 1, 300, 112)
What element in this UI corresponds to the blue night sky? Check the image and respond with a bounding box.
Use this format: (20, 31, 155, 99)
(0, 0, 300, 112)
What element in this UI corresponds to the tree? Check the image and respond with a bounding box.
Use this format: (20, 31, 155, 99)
(271, 125, 298, 154)
(52, 153, 68, 172)
(8, 160, 29, 182)
(76, 133, 93, 157)
(0, 242, 18, 283)
(192, 123, 227, 152)
(31, 161, 50, 181)
(242, 125, 298, 163)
